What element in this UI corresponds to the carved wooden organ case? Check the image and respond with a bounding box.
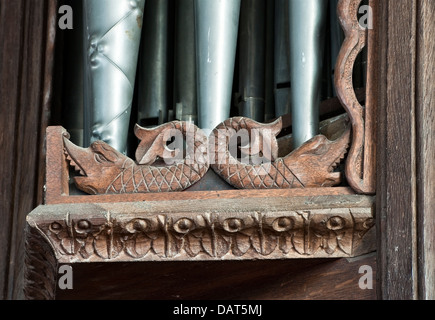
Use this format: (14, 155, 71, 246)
(24, 0, 377, 300)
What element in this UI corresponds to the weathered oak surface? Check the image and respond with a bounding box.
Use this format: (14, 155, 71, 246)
(0, 0, 57, 300)
(55, 253, 377, 300)
(28, 195, 375, 261)
(415, 0, 435, 300)
(335, 0, 376, 194)
(376, 0, 435, 300)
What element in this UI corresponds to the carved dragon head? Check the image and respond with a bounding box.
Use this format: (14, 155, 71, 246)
(286, 126, 351, 187)
(63, 137, 131, 195)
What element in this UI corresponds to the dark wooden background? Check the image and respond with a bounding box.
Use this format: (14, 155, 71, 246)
(0, 0, 433, 300)
(376, 0, 435, 300)
(0, 0, 57, 300)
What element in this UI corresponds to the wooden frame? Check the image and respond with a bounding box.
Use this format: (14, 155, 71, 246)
(17, 0, 434, 300)
(375, 0, 435, 300)
(22, 0, 379, 300)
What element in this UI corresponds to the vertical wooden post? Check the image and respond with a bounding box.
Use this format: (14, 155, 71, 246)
(376, 0, 435, 300)
(415, 0, 435, 301)
(376, 0, 418, 301)
(0, 0, 57, 300)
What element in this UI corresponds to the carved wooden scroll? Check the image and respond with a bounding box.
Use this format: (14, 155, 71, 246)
(335, 0, 376, 194)
(63, 121, 209, 194)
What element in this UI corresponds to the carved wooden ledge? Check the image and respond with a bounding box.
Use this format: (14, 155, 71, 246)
(24, 192, 375, 299)
(26, 195, 375, 263)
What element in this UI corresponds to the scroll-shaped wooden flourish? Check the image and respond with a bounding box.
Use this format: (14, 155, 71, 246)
(210, 117, 351, 189)
(63, 121, 209, 194)
(335, 0, 376, 194)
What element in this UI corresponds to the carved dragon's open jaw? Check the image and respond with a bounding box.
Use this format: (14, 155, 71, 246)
(65, 151, 86, 176)
(322, 127, 351, 183)
(62, 137, 92, 177)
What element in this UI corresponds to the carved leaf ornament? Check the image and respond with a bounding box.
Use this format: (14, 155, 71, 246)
(31, 209, 374, 262)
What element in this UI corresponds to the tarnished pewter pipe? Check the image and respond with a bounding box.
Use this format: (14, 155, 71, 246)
(274, 0, 291, 118)
(194, 0, 241, 131)
(264, 0, 275, 122)
(237, 0, 266, 122)
(137, 0, 173, 127)
(174, 0, 197, 124)
(289, 0, 327, 148)
(83, 0, 145, 154)
(329, 0, 344, 97)
(62, 0, 84, 146)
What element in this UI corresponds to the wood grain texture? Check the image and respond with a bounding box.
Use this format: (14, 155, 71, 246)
(416, 0, 435, 300)
(0, 0, 57, 300)
(54, 253, 377, 300)
(23, 226, 58, 300)
(376, 0, 418, 300)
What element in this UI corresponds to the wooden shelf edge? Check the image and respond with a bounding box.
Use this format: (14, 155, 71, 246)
(26, 194, 375, 265)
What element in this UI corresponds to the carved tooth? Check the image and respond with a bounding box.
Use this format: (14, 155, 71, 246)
(64, 152, 82, 173)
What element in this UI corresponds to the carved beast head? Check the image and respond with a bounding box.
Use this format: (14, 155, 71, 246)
(63, 137, 131, 195)
(286, 126, 351, 187)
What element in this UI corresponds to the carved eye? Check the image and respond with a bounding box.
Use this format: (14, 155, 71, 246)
(312, 144, 328, 155)
(91, 142, 119, 162)
(94, 153, 110, 164)
(305, 138, 328, 156)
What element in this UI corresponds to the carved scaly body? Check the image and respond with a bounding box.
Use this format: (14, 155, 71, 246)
(64, 121, 209, 195)
(210, 117, 350, 189)
(104, 157, 207, 194)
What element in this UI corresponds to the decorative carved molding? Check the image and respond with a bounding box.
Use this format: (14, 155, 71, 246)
(210, 117, 351, 189)
(63, 121, 209, 194)
(335, 0, 376, 194)
(26, 195, 375, 262)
